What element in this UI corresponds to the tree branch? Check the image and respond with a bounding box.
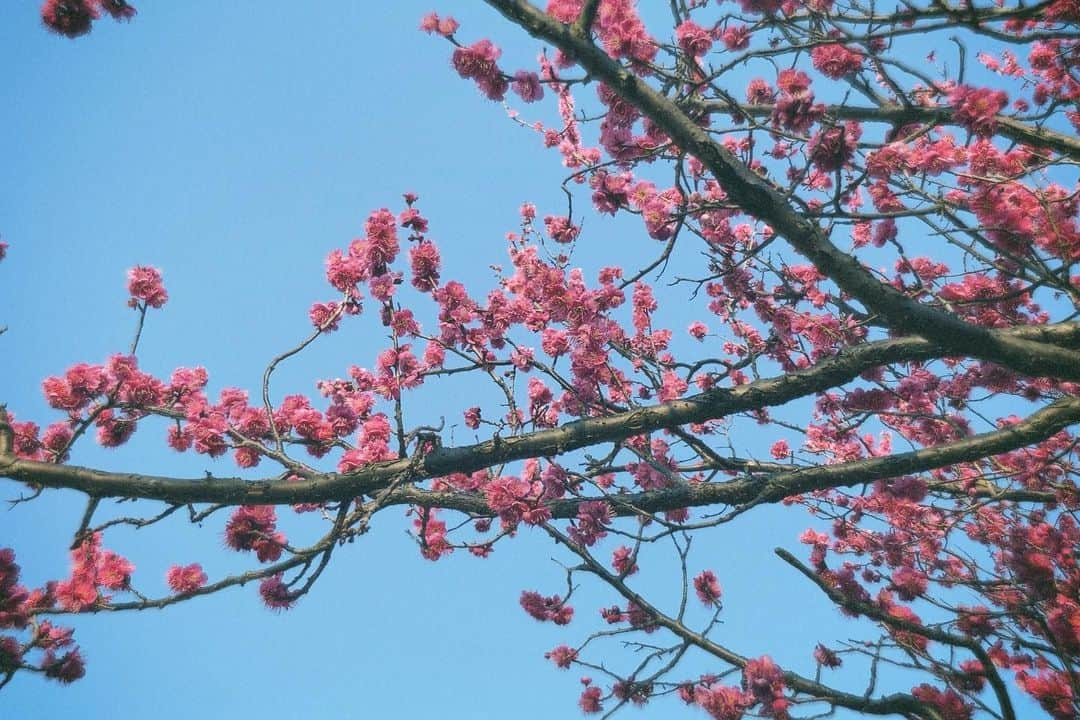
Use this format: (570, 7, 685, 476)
(4, 325, 1076, 509)
(482, 0, 1080, 382)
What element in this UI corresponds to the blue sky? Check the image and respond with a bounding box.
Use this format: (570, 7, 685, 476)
(0, 3, 1039, 719)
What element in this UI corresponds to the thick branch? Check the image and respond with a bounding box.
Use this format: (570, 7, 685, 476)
(391, 395, 1080, 516)
(3, 325, 1076, 508)
(699, 101, 1080, 160)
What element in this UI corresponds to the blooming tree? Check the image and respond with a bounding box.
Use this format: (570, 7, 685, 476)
(4, 1, 1080, 718)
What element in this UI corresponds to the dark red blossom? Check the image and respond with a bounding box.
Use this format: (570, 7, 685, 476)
(99, 0, 136, 20)
(258, 575, 296, 611)
(41, 0, 97, 38)
(42, 649, 86, 683)
(520, 590, 574, 624)
(807, 122, 860, 172)
(224, 506, 286, 562)
(693, 570, 723, 605)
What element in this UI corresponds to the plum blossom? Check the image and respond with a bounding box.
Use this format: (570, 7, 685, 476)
(127, 266, 168, 308)
(675, 20, 712, 57)
(166, 563, 208, 594)
(452, 39, 508, 101)
(693, 570, 722, 605)
(512, 70, 544, 102)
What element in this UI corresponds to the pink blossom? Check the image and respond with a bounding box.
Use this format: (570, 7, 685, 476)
(543, 215, 580, 243)
(452, 39, 508, 101)
(126, 266, 168, 308)
(911, 684, 973, 720)
(413, 508, 452, 560)
(1016, 670, 1075, 720)
(675, 20, 712, 57)
(54, 577, 97, 612)
(811, 44, 863, 79)
(813, 644, 841, 668)
(746, 78, 774, 105)
(419, 12, 457, 37)
(363, 208, 400, 270)
(40, 422, 73, 460)
(419, 12, 439, 33)
(409, 241, 441, 291)
(658, 369, 688, 401)
(889, 566, 928, 601)
(769, 439, 790, 459)
(948, 85, 1008, 136)
(325, 249, 366, 292)
(569, 500, 613, 546)
(612, 545, 638, 575)
(398, 207, 428, 233)
(545, 645, 577, 668)
(166, 563, 207, 594)
(520, 590, 573, 624)
(95, 550, 133, 590)
(512, 71, 544, 102)
(777, 69, 811, 95)
(594, 0, 656, 65)
(688, 321, 708, 340)
(578, 685, 603, 713)
(436, 16, 459, 36)
(696, 685, 751, 720)
(721, 25, 750, 51)
(308, 301, 341, 332)
(95, 410, 136, 448)
(742, 656, 788, 719)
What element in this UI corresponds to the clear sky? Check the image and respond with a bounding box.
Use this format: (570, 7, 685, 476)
(0, 3, 1030, 719)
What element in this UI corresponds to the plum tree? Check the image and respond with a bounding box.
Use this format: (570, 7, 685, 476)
(3, 1, 1079, 718)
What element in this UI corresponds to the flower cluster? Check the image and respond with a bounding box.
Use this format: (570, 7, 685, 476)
(53, 533, 134, 611)
(41, 0, 135, 39)
(166, 563, 207, 594)
(224, 506, 286, 563)
(127, 265, 168, 309)
(520, 590, 574, 625)
(452, 39, 508, 101)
